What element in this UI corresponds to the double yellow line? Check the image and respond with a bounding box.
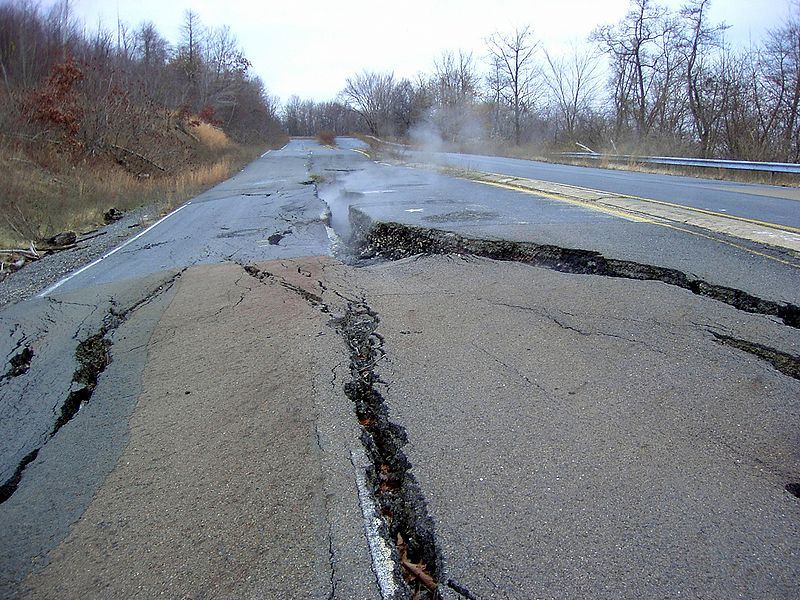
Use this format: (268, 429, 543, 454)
(467, 172, 800, 268)
(474, 179, 654, 224)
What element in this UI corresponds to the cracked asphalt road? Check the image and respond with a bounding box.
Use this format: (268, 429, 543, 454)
(1, 138, 798, 598)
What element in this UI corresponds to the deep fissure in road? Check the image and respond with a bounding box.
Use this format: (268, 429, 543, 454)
(241, 263, 444, 598)
(338, 302, 443, 598)
(352, 216, 800, 329)
(242, 265, 329, 311)
(0, 273, 184, 505)
(0, 332, 110, 504)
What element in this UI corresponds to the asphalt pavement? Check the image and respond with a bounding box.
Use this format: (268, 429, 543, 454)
(312, 147, 800, 306)
(412, 149, 800, 229)
(1, 138, 798, 598)
(354, 254, 800, 598)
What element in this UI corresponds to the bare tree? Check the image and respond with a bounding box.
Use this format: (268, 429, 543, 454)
(426, 50, 481, 142)
(679, 0, 727, 156)
(543, 44, 601, 144)
(136, 21, 170, 69)
(341, 70, 396, 136)
(591, 0, 684, 143)
(485, 55, 506, 138)
(177, 9, 203, 86)
(431, 50, 478, 107)
(761, 2, 800, 160)
(486, 26, 539, 145)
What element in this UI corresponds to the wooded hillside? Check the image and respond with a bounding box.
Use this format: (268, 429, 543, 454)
(0, 2, 284, 247)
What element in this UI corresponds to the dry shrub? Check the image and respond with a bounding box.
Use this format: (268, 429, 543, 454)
(192, 122, 232, 150)
(171, 158, 233, 203)
(317, 131, 337, 146)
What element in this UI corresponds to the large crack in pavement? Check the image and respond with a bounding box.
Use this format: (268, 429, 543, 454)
(352, 215, 800, 329)
(710, 331, 800, 381)
(1, 345, 33, 381)
(0, 270, 185, 505)
(339, 301, 443, 599)
(8, 144, 796, 594)
(241, 263, 445, 599)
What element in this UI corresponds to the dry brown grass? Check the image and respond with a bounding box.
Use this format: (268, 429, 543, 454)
(0, 139, 263, 249)
(316, 131, 337, 147)
(192, 122, 232, 150)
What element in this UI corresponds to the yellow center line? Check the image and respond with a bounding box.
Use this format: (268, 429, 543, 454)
(474, 180, 656, 224)
(478, 170, 800, 234)
(614, 193, 800, 234)
(645, 222, 800, 268)
(466, 176, 800, 269)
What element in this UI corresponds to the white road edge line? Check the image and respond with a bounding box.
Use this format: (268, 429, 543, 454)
(37, 201, 192, 298)
(350, 447, 397, 599)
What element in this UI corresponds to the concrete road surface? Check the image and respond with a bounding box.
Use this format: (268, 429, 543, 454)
(1, 138, 798, 599)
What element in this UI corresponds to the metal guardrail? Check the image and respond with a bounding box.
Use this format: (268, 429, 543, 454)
(559, 152, 800, 175)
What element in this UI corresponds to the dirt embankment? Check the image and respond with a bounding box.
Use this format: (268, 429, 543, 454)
(0, 119, 286, 283)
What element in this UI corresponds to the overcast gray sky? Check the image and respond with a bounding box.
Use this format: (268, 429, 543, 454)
(53, 0, 793, 102)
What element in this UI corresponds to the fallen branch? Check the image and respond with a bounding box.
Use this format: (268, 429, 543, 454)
(77, 231, 108, 242)
(106, 143, 166, 172)
(401, 559, 438, 592)
(397, 533, 437, 592)
(0, 248, 39, 259)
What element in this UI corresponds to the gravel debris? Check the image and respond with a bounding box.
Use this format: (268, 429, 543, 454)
(0, 203, 169, 308)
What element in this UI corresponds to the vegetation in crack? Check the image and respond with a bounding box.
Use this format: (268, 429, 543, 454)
(52, 333, 111, 435)
(710, 332, 800, 381)
(338, 302, 443, 599)
(354, 218, 800, 329)
(0, 332, 110, 505)
(240, 262, 444, 596)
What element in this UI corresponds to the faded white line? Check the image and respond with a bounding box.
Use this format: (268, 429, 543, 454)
(38, 202, 192, 297)
(350, 447, 397, 599)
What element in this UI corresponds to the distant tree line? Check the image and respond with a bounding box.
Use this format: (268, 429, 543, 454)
(0, 0, 282, 166)
(283, 0, 800, 163)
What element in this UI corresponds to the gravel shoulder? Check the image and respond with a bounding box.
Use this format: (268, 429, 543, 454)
(0, 202, 168, 308)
